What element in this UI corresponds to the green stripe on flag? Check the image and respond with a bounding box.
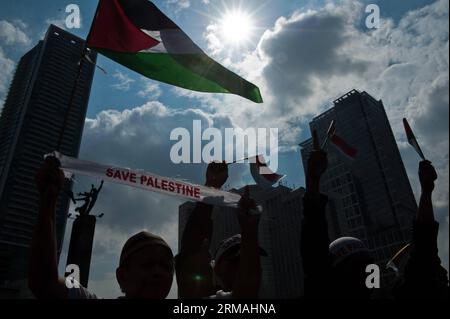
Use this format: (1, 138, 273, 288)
(97, 49, 263, 103)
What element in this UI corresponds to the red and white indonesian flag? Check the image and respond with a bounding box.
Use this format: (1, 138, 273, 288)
(330, 134, 358, 160)
(47, 152, 244, 208)
(403, 118, 426, 160)
(249, 155, 285, 188)
(327, 124, 358, 160)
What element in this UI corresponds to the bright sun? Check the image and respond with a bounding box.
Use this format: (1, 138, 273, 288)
(220, 11, 254, 44)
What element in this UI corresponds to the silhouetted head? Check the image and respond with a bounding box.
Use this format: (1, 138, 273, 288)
(329, 237, 374, 299)
(116, 231, 174, 299)
(213, 234, 267, 292)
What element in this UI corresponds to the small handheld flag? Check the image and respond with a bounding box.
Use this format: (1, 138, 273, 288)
(319, 120, 358, 160)
(250, 155, 285, 189)
(228, 155, 285, 188)
(403, 118, 426, 160)
(330, 134, 358, 160)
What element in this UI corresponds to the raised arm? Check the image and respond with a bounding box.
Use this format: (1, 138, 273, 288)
(417, 160, 437, 222)
(180, 161, 228, 254)
(28, 157, 68, 299)
(396, 160, 448, 299)
(176, 162, 228, 298)
(232, 186, 261, 299)
(301, 130, 332, 298)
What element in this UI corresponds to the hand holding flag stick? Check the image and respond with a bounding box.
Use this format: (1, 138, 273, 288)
(228, 156, 254, 165)
(227, 155, 285, 188)
(403, 118, 426, 160)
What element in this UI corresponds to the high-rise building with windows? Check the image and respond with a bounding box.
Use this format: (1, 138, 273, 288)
(300, 89, 417, 289)
(0, 25, 96, 294)
(179, 184, 308, 298)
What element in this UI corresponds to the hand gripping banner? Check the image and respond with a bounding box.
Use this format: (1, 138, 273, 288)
(47, 151, 243, 209)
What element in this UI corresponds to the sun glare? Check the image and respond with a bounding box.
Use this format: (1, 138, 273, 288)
(220, 10, 254, 44)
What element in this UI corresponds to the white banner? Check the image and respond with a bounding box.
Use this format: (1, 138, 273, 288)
(47, 151, 244, 209)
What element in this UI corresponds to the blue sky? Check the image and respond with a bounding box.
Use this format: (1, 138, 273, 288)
(0, 0, 448, 298)
(0, 0, 438, 118)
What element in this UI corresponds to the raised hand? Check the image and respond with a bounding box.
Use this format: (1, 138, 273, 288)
(236, 186, 260, 236)
(419, 160, 437, 194)
(306, 130, 328, 194)
(35, 156, 65, 202)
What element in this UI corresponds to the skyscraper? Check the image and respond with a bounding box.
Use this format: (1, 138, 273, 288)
(300, 89, 417, 290)
(179, 184, 308, 298)
(0, 25, 96, 293)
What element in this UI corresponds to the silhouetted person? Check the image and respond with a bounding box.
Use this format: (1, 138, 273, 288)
(393, 160, 449, 299)
(28, 157, 174, 299)
(175, 162, 263, 299)
(301, 131, 373, 299)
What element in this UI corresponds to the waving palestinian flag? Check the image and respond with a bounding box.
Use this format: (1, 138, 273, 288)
(87, 0, 263, 103)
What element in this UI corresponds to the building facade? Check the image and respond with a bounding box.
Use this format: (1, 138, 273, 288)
(300, 89, 417, 290)
(0, 25, 96, 293)
(179, 184, 307, 298)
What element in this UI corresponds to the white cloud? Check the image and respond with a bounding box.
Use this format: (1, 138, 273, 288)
(45, 19, 66, 30)
(167, 0, 191, 12)
(12, 19, 28, 31)
(0, 20, 31, 46)
(45, 14, 67, 30)
(61, 101, 250, 297)
(79, 99, 243, 206)
(111, 71, 135, 91)
(197, 0, 448, 150)
(138, 80, 162, 99)
(0, 48, 15, 109)
(196, 0, 449, 265)
(57, 0, 448, 296)
(38, 14, 68, 40)
(87, 272, 122, 299)
(204, 24, 224, 56)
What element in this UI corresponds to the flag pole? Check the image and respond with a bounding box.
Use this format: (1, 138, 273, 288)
(228, 155, 262, 165)
(59, 1, 102, 289)
(321, 120, 336, 150)
(228, 156, 251, 165)
(56, 1, 101, 151)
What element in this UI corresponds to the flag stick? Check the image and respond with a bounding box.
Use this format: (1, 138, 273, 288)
(56, 1, 101, 151)
(228, 155, 260, 165)
(415, 143, 426, 161)
(321, 120, 336, 150)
